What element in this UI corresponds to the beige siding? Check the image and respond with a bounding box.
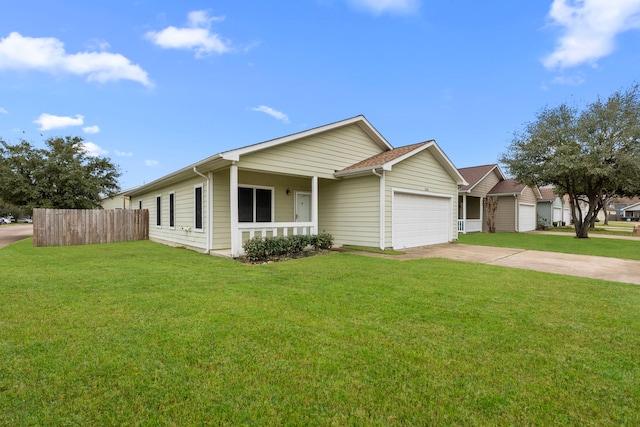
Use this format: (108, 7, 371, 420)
(136, 176, 208, 250)
(519, 186, 539, 205)
(384, 149, 459, 246)
(101, 195, 130, 210)
(318, 175, 380, 247)
(469, 170, 501, 197)
(238, 124, 384, 179)
(493, 196, 517, 232)
(212, 170, 230, 250)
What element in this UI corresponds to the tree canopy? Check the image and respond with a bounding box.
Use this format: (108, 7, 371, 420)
(0, 136, 121, 210)
(501, 83, 640, 238)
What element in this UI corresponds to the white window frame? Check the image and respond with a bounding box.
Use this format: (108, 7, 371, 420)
(156, 195, 162, 228)
(169, 191, 176, 230)
(238, 185, 275, 223)
(194, 184, 204, 232)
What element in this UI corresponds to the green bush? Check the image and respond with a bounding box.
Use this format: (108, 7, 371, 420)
(242, 233, 332, 262)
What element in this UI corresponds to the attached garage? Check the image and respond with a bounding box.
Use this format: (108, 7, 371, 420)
(518, 203, 536, 232)
(392, 191, 452, 249)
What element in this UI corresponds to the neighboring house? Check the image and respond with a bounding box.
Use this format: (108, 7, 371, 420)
(101, 188, 140, 210)
(119, 116, 466, 256)
(621, 202, 640, 220)
(611, 197, 640, 220)
(458, 164, 541, 233)
(537, 187, 569, 227)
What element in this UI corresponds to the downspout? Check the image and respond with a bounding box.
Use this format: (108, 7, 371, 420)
(372, 169, 385, 250)
(193, 167, 212, 254)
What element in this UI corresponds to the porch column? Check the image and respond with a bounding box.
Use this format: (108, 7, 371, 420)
(462, 194, 467, 234)
(311, 176, 318, 235)
(480, 196, 484, 232)
(230, 162, 239, 257)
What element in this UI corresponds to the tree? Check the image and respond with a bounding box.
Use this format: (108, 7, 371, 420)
(501, 84, 640, 238)
(483, 196, 498, 233)
(0, 136, 121, 210)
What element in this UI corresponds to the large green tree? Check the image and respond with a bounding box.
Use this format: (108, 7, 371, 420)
(501, 84, 640, 238)
(0, 136, 121, 210)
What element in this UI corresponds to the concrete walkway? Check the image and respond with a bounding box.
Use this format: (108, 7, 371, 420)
(339, 242, 640, 285)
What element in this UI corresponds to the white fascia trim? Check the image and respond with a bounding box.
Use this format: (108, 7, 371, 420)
(222, 115, 392, 160)
(464, 165, 503, 192)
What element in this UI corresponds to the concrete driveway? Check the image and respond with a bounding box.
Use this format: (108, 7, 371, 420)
(0, 224, 33, 249)
(340, 243, 640, 285)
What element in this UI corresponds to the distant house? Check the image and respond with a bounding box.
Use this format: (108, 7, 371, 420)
(115, 116, 466, 256)
(101, 188, 140, 210)
(458, 164, 541, 233)
(537, 187, 570, 227)
(621, 202, 640, 221)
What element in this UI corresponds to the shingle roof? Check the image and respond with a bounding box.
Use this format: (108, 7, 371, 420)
(458, 164, 498, 191)
(538, 187, 558, 201)
(338, 142, 428, 172)
(488, 178, 526, 195)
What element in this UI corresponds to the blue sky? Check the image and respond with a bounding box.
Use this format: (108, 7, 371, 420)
(1, 0, 639, 189)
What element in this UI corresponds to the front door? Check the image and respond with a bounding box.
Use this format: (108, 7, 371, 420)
(295, 192, 311, 234)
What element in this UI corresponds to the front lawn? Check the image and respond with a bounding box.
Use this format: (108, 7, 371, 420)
(1, 239, 639, 425)
(458, 232, 640, 260)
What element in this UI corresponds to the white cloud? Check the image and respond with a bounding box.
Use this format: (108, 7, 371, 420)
(145, 159, 159, 166)
(81, 142, 109, 157)
(251, 105, 290, 123)
(347, 0, 420, 15)
(0, 107, 7, 114)
(543, 0, 640, 69)
(145, 10, 231, 58)
(115, 150, 133, 157)
(34, 113, 84, 131)
(83, 125, 100, 134)
(0, 32, 152, 86)
(551, 74, 586, 86)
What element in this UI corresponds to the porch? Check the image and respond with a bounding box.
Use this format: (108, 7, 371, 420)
(458, 194, 483, 234)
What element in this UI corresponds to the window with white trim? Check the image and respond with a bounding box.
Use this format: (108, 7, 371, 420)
(138, 200, 142, 210)
(238, 186, 273, 223)
(194, 185, 203, 230)
(156, 195, 161, 227)
(169, 192, 175, 228)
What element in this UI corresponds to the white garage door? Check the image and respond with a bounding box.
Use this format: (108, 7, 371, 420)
(518, 203, 536, 232)
(393, 192, 451, 249)
(552, 207, 562, 224)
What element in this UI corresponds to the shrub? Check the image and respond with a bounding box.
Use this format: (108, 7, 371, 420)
(242, 233, 332, 262)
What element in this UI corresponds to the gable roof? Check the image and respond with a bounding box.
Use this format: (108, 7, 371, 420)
(538, 187, 559, 202)
(220, 115, 392, 161)
(458, 164, 504, 192)
(622, 201, 640, 212)
(337, 142, 427, 173)
(334, 140, 467, 185)
(127, 115, 392, 196)
(487, 178, 542, 199)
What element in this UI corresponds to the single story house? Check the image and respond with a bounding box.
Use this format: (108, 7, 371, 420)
(119, 116, 467, 256)
(537, 187, 570, 227)
(457, 164, 541, 233)
(621, 202, 640, 220)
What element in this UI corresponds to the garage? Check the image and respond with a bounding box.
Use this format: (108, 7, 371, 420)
(518, 203, 536, 232)
(392, 192, 451, 249)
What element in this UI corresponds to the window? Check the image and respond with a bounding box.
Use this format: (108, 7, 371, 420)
(169, 193, 175, 228)
(138, 200, 142, 210)
(195, 186, 203, 230)
(238, 187, 272, 223)
(156, 195, 161, 227)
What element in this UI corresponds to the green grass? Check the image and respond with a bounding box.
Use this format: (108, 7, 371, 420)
(2, 239, 640, 425)
(549, 225, 639, 237)
(459, 232, 640, 260)
(342, 244, 405, 255)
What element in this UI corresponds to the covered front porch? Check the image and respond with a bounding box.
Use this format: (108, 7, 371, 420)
(228, 164, 319, 257)
(457, 194, 483, 234)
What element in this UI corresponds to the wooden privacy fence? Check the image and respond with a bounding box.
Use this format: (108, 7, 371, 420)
(33, 208, 149, 247)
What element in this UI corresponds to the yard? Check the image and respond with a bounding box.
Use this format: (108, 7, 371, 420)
(1, 238, 639, 425)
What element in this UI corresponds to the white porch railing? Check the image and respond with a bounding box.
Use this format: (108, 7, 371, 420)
(236, 222, 315, 254)
(457, 219, 482, 233)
